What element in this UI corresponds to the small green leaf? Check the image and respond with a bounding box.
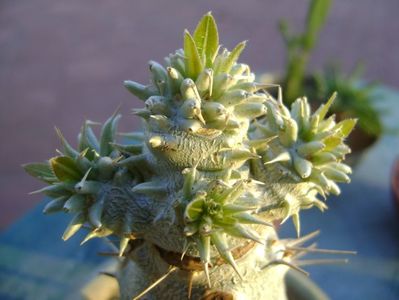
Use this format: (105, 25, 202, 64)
(223, 204, 256, 215)
(43, 196, 68, 214)
(185, 197, 205, 222)
(123, 81, 158, 101)
(78, 121, 100, 161)
(63, 194, 86, 213)
(335, 119, 357, 137)
(23, 162, 57, 183)
(314, 91, 337, 121)
(184, 30, 204, 79)
(323, 136, 342, 151)
(50, 156, 82, 182)
(100, 114, 121, 156)
(216, 180, 245, 204)
(218, 41, 246, 74)
(31, 183, 74, 197)
(193, 12, 219, 68)
(234, 212, 270, 225)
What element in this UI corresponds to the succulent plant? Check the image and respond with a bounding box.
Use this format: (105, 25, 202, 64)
(24, 12, 355, 300)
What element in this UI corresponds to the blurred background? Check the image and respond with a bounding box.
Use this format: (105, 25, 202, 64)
(1, 0, 398, 229)
(1, 1, 399, 299)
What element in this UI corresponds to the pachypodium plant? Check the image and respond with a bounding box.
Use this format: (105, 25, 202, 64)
(24, 13, 355, 300)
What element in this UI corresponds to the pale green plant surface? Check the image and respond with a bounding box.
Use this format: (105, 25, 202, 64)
(24, 12, 354, 300)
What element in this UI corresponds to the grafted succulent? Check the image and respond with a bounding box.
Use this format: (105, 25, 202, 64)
(24, 12, 355, 300)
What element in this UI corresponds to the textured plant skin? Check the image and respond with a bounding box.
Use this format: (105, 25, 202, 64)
(24, 12, 355, 300)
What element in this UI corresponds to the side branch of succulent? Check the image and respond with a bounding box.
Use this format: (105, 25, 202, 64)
(24, 12, 355, 300)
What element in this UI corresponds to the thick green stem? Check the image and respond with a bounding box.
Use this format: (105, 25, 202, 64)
(284, 53, 309, 104)
(281, 0, 332, 104)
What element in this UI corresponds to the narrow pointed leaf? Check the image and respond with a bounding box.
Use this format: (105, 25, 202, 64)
(226, 224, 263, 244)
(185, 198, 205, 222)
(50, 156, 82, 182)
(63, 194, 86, 213)
(184, 30, 203, 79)
(193, 12, 219, 67)
(124, 81, 158, 100)
(23, 162, 57, 183)
(43, 196, 68, 214)
(314, 92, 337, 121)
(31, 182, 75, 197)
(234, 212, 271, 226)
(216, 180, 245, 204)
(335, 119, 357, 137)
(223, 204, 256, 215)
(84, 122, 100, 152)
(218, 41, 246, 74)
(100, 114, 121, 156)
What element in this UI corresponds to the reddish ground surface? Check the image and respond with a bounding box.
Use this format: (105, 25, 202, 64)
(1, 0, 398, 229)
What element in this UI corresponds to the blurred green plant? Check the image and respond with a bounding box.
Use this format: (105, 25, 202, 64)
(279, 0, 383, 138)
(280, 0, 332, 104)
(308, 64, 383, 137)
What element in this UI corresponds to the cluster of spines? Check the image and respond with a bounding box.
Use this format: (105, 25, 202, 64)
(255, 92, 355, 194)
(261, 230, 356, 277)
(179, 167, 271, 286)
(251, 91, 355, 235)
(124, 12, 270, 135)
(23, 114, 142, 256)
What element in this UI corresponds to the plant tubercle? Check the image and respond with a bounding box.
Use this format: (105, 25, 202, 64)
(24, 12, 356, 300)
